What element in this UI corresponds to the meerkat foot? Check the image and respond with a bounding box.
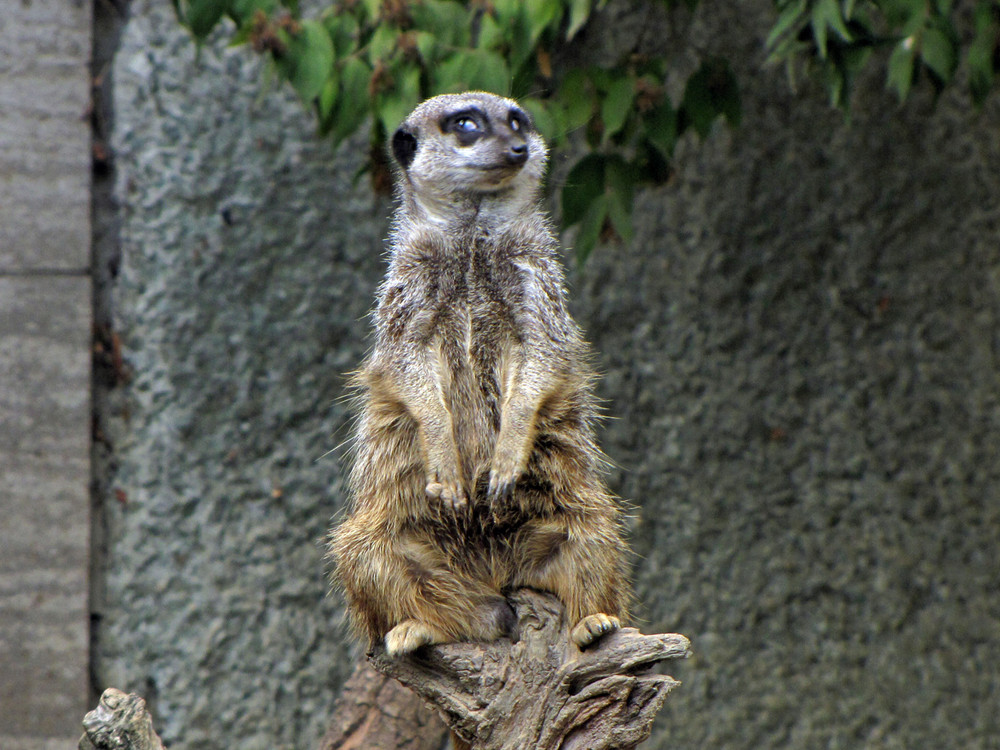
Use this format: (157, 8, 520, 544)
(571, 613, 621, 649)
(385, 619, 449, 657)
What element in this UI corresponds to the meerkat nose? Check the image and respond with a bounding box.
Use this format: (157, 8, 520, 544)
(506, 142, 528, 166)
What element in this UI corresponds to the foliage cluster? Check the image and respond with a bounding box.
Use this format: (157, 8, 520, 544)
(174, 0, 1000, 259)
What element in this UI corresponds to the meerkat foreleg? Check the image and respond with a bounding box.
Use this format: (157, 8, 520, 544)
(488, 355, 557, 503)
(392, 346, 467, 509)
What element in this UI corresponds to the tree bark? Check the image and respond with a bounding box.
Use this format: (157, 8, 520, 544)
(369, 589, 691, 750)
(318, 658, 450, 750)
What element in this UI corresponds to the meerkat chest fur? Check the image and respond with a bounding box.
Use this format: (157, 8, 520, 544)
(379, 217, 565, 498)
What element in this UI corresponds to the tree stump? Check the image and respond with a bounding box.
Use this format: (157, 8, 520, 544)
(369, 588, 691, 750)
(79, 590, 689, 750)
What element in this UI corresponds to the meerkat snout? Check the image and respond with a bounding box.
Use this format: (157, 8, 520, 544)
(506, 141, 528, 166)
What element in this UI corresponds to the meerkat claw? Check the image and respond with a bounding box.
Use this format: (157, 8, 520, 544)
(571, 613, 621, 649)
(487, 472, 516, 506)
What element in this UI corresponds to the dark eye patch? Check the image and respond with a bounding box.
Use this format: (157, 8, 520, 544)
(441, 107, 489, 145)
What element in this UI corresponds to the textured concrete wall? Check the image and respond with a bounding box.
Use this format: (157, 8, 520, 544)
(0, 0, 93, 746)
(93, 3, 379, 747)
(97, 1, 1000, 749)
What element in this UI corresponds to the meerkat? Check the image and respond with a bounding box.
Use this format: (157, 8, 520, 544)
(330, 92, 630, 659)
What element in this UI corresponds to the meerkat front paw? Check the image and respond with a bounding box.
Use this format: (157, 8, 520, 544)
(570, 613, 621, 649)
(426, 466, 467, 510)
(486, 467, 518, 506)
(385, 619, 448, 657)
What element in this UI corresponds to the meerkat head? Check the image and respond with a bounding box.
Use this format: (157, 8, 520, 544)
(390, 92, 548, 224)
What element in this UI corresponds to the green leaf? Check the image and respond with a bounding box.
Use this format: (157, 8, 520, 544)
(680, 58, 740, 137)
(323, 12, 359, 56)
(561, 69, 596, 131)
(407, 32, 433, 63)
(490, 2, 534, 71)
(230, 0, 277, 24)
(561, 153, 605, 229)
(491, 0, 519, 25)
(887, 40, 916, 101)
(968, 0, 999, 105)
(285, 20, 335, 102)
(567, 0, 593, 40)
(823, 0, 852, 39)
(811, 3, 829, 58)
(601, 76, 635, 142)
(920, 24, 957, 83)
(520, 98, 560, 142)
(644, 98, 677, 159)
(477, 12, 504, 50)
(574, 194, 608, 264)
(378, 66, 422, 133)
(317, 69, 340, 134)
(359, 0, 380, 22)
(525, 0, 561, 44)
(810, 0, 851, 58)
(332, 57, 372, 143)
(605, 156, 635, 242)
(434, 50, 510, 95)
(370, 25, 398, 63)
(410, 0, 471, 47)
(765, 0, 807, 51)
(881, 0, 924, 27)
(183, 0, 230, 39)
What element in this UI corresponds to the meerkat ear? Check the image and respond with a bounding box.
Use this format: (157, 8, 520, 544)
(391, 126, 418, 169)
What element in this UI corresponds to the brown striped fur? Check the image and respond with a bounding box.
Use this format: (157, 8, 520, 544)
(329, 93, 630, 657)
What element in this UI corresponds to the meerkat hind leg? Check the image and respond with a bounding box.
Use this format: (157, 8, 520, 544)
(570, 612, 621, 648)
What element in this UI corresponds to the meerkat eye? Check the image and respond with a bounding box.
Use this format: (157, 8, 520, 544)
(443, 110, 487, 145)
(445, 114, 482, 135)
(508, 109, 532, 133)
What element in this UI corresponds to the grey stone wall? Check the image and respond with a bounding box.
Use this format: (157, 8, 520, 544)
(97, 1, 1000, 749)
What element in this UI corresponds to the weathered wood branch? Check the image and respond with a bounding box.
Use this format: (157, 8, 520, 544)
(78, 688, 166, 750)
(369, 588, 691, 750)
(79, 590, 689, 750)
